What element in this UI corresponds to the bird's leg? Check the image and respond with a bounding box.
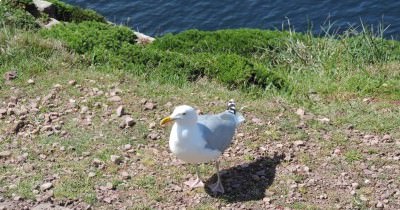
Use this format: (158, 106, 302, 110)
(209, 160, 225, 194)
(184, 164, 204, 188)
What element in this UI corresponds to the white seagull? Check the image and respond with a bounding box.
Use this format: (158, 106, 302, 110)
(160, 100, 244, 193)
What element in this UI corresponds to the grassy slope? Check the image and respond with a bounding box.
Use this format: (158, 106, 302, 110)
(1, 2, 400, 209)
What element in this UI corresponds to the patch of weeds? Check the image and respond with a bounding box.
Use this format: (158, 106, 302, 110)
(13, 174, 43, 200)
(344, 150, 363, 163)
(298, 152, 312, 165)
(352, 195, 369, 209)
(291, 202, 319, 210)
(367, 149, 378, 155)
(54, 173, 96, 204)
(134, 175, 156, 189)
(244, 154, 255, 161)
(95, 147, 119, 162)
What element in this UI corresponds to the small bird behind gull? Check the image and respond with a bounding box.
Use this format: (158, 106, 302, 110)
(160, 100, 244, 193)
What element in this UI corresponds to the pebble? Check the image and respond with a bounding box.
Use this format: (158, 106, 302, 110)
(0, 108, 7, 115)
(88, 172, 96, 178)
(68, 80, 77, 86)
(53, 84, 62, 89)
(351, 182, 360, 189)
(296, 108, 305, 117)
(27, 79, 35, 84)
(148, 132, 159, 140)
(108, 96, 122, 102)
(0, 151, 11, 158)
(80, 106, 89, 114)
(123, 144, 132, 151)
(149, 122, 156, 129)
(294, 140, 305, 147)
(92, 158, 103, 167)
(376, 201, 384, 208)
(40, 182, 53, 191)
(120, 171, 131, 180)
(124, 116, 135, 127)
(359, 194, 368, 201)
(144, 102, 156, 110)
(382, 134, 391, 141)
(116, 105, 125, 117)
(110, 155, 122, 164)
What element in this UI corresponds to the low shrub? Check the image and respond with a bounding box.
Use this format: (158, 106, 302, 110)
(0, 0, 39, 29)
(46, 0, 106, 23)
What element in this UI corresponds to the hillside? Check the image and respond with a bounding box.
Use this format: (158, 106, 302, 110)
(0, 1, 399, 209)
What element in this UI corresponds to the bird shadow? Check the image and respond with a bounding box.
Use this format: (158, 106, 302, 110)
(204, 153, 284, 202)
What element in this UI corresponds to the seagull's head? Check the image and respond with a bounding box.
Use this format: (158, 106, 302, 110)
(160, 105, 198, 125)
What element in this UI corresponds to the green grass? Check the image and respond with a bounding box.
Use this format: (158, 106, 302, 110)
(344, 150, 363, 163)
(1, 4, 400, 209)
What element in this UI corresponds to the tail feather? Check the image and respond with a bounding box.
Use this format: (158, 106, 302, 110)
(227, 99, 236, 114)
(227, 99, 245, 125)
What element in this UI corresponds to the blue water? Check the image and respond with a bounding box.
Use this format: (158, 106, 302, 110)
(64, 0, 400, 39)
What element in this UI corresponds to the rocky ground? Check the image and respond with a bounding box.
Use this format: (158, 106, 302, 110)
(0, 69, 399, 210)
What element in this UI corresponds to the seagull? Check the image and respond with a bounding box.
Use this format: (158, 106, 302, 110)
(160, 100, 244, 193)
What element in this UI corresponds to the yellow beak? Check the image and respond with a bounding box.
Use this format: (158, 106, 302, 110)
(160, 116, 173, 125)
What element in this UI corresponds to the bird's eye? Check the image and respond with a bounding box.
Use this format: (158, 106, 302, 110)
(182, 112, 186, 115)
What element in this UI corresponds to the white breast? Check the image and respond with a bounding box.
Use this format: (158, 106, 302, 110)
(169, 123, 221, 163)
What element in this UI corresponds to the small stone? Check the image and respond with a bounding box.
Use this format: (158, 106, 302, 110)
(80, 106, 89, 114)
(53, 84, 62, 89)
(149, 122, 156, 129)
(68, 80, 77, 86)
(363, 98, 372, 103)
(120, 171, 130, 180)
(119, 121, 126, 129)
(294, 140, 305, 147)
(88, 172, 96, 178)
(334, 148, 341, 155)
(13, 196, 22, 201)
(363, 134, 374, 139)
(144, 102, 156, 110)
(263, 197, 271, 204)
(352, 182, 360, 189)
(0, 151, 11, 158)
(123, 144, 132, 151)
(27, 79, 35, 84)
(319, 193, 328, 199)
(92, 158, 103, 167)
(382, 134, 391, 141)
(124, 116, 135, 127)
(0, 108, 6, 115)
(108, 96, 122, 102)
(148, 132, 159, 140)
(296, 108, 305, 117)
(110, 155, 122, 164)
(318, 117, 330, 123)
(376, 201, 384, 208)
(364, 179, 371, 184)
(4, 71, 17, 81)
(40, 182, 53, 191)
(359, 194, 368, 201)
(116, 105, 125, 117)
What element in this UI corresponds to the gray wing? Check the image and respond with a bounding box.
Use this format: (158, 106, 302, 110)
(197, 111, 237, 152)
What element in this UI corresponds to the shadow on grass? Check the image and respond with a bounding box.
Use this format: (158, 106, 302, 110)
(205, 154, 284, 202)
